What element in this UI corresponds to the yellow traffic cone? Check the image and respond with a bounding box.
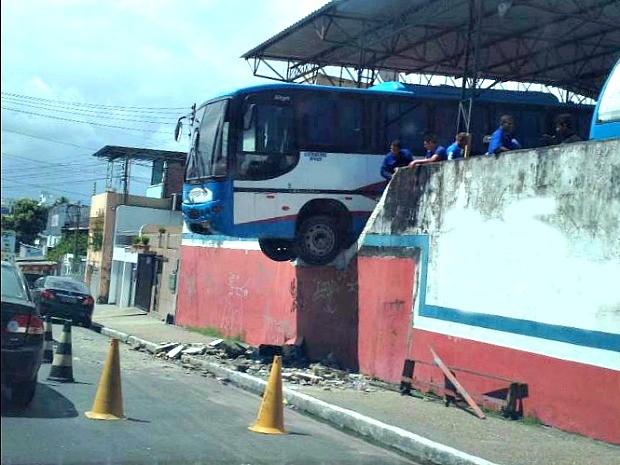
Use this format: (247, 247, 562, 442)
(85, 339, 125, 420)
(249, 355, 286, 434)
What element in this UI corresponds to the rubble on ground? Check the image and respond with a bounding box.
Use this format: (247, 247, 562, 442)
(145, 338, 378, 392)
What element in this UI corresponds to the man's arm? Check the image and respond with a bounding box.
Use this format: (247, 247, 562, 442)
(409, 154, 441, 167)
(380, 157, 393, 180)
(487, 130, 503, 154)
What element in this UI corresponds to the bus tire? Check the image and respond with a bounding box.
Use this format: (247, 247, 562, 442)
(296, 215, 341, 266)
(258, 238, 298, 262)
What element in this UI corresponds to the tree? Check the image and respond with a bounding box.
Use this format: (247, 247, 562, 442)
(52, 196, 71, 207)
(0, 198, 49, 245)
(46, 232, 88, 263)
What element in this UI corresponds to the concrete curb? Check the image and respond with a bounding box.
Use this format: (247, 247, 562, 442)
(95, 324, 499, 465)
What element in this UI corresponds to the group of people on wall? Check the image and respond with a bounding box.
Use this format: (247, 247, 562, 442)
(380, 113, 582, 180)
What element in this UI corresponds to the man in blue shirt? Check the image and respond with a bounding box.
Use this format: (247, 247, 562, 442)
(446, 132, 469, 160)
(408, 134, 446, 167)
(380, 139, 414, 180)
(487, 114, 521, 155)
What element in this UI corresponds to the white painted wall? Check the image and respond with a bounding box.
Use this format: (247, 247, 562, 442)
(368, 139, 620, 370)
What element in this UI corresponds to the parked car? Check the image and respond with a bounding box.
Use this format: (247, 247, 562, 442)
(1, 260, 44, 408)
(33, 276, 94, 328)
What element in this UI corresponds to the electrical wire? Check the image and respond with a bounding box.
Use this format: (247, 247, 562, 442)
(1, 92, 188, 112)
(2, 106, 170, 134)
(1, 98, 177, 125)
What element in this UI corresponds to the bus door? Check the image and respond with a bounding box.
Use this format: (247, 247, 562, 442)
(235, 93, 298, 235)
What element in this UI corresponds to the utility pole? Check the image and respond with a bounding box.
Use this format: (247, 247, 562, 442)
(73, 202, 81, 275)
(122, 156, 130, 205)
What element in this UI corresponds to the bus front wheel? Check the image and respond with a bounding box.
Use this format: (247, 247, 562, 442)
(296, 215, 342, 266)
(259, 238, 298, 262)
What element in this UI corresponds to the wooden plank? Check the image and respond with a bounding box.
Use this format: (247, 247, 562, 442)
(429, 347, 486, 419)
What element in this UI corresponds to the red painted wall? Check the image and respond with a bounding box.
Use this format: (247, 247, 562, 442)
(177, 246, 297, 344)
(176, 245, 358, 369)
(357, 253, 620, 444)
(357, 255, 416, 381)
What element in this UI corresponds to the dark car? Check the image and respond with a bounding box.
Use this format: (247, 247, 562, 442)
(33, 276, 94, 328)
(1, 260, 44, 408)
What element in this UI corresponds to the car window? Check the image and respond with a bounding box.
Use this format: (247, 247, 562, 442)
(45, 277, 90, 294)
(1, 264, 29, 301)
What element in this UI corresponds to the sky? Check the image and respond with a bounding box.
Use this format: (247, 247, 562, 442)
(1, 0, 329, 204)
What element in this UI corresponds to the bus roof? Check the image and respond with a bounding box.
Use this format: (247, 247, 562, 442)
(200, 81, 588, 108)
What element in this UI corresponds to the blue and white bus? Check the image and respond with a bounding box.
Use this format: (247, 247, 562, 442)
(590, 58, 620, 141)
(177, 82, 592, 265)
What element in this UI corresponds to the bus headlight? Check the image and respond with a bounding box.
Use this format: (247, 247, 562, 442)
(188, 187, 213, 203)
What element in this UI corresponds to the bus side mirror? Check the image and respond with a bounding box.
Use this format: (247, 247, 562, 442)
(243, 104, 256, 130)
(174, 118, 184, 142)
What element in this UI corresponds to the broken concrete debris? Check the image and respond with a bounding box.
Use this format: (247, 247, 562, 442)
(147, 338, 376, 392)
(154, 342, 180, 355)
(166, 344, 185, 359)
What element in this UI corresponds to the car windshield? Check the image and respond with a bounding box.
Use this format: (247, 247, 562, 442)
(1, 263, 28, 301)
(45, 277, 90, 294)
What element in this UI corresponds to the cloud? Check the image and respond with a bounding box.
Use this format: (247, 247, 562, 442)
(1, 0, 329, 202)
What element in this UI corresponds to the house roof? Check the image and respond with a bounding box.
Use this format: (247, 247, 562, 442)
(242, 0, 620, 99)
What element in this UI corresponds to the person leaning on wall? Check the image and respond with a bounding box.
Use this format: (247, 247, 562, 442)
(542, 113, 582, 146)
(487, 114, 521, 156)
(446, 132, 470, 160)
(407, 133, 447, 168)
(380, 139, 415, 180)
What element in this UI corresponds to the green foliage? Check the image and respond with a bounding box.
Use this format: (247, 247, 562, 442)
(52, 196, 71, 207)
(140, 235, 150, 245)
(90, 215, 104, 252)
(0, 198, 49, 245)
(47, 232, 88, 262)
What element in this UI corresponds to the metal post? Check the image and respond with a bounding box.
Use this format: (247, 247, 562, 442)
(122, 156, 130, 205)
(73, 202, 81, 274)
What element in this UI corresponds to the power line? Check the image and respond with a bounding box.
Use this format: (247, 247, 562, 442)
(2, 106, 170, 134)
(2, 152, 101, 168)
(1, 92, 188, 112)
(1, 178, 93, 197)
(1, 98, 177, 125)
(1, 128, 99, 150)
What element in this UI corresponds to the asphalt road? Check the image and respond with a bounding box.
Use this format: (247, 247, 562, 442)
(1, 324, 419, 465)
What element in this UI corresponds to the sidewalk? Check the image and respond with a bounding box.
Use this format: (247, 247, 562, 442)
(91, 305, 619, 465)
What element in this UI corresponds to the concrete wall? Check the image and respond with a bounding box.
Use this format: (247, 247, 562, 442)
(176, 234, 359, 369)
(358, 139, 620, 443)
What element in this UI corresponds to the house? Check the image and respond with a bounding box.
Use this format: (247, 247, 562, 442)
(85, 146, 185, 312)
(42, 203, 90, 249)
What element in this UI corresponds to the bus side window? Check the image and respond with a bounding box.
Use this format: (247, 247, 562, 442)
(337, 97, 363, 151)
(299, 96, 337, 149)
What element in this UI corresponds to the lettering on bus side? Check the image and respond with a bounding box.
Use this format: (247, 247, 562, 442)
(274, 94, 291, 102)
(304, 152, 327, 162)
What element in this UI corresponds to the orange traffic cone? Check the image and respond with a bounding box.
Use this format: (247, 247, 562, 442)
(85, 339, 125, 420)
(249, 355, 286, 434)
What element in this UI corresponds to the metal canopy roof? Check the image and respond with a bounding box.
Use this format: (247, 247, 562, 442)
(243, 0, 620, 99)
(92, 146, 185, 163)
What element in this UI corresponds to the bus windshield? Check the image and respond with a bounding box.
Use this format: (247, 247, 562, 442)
(186, 99, 229, 180)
